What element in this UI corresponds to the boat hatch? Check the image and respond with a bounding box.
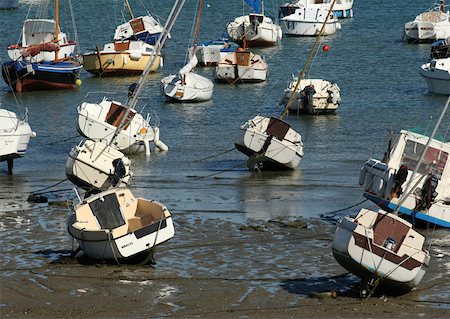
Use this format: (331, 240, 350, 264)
(249, 14, 264, 24)
(105, 103, 136, 129)
(372, 214, 409, 253)
(267, 117, 290, 140)
(236, 51, 251, 66)
(114, 41, 131, 51)
(130, 18, 145, 34)
(401, 140, 448, 178)
(89, 193, 126, 230)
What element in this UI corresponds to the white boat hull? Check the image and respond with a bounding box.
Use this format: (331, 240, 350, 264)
(420, 58, 450, 95)
(332, 209, 430, 293)
(226, 14, 282, 46)
(235, 115, 304, 170)
(66, 140, 132, 191)
(216, 51, 268, 83)
(281, 6, 341, 36)
(68, 188, 175, 261)
(160, 73, 213, 102)
(281, 78, 341, 114)
(0, 109, 35, 161)
(404, 11, 450, 43)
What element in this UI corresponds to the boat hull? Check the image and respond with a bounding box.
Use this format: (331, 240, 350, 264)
(235, 115, 304, 170)
(160, 73, 213, 102)
(0, 109, 35, 161)
(2, 60, 81, 92)
(68, 188, 175, 261)
(419, 58, 450, 95)
(332, 210, 430, 293)
(226, 14, 282, 47)
(82, 52, 161, 76)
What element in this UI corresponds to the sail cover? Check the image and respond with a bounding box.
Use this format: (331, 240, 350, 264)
(245, 0, 260, 14)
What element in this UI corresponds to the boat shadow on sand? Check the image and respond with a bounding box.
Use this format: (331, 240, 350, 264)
(280, 273, 410, 298)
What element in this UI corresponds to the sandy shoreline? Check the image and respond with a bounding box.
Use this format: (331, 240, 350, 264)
(1, 214, 449, 318)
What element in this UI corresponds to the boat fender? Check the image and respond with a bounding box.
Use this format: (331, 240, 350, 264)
(358, 166, 367, 186)
(153, 127, 169, 152)
(129, 51, 142, 61)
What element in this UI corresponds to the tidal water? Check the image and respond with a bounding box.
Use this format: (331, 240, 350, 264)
(0, 0, 449, 269)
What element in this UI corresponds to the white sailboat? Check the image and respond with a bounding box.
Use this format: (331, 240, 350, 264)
(160, 0, 214, 102)
(404, 0, 450, 43)
(68, 187, 175, 262)
(280, 0, 341, 114)
(281, 4, 341, 36)
(66, 139, 133, 192)
(0, 108, 36, 174)
(226, 0, 282, 47)
(332, 208, 431, 295)
(234, 115, 304, 171)
(419, 57, 450, 95)
(279, 0, 354, 19)
(215, 48, 268, 83)
(280, 78, 341, 114)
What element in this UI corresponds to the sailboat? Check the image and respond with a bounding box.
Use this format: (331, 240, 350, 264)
(0, 107, 36, 174)
(226, 0, 282, 47)
(82, 0, 162, 76)
(67, 187, 175, 262)
(279, 0, 354, 19)
(160, 0, 214, 102)
(194, 36, 240, 67)
(404, 0, 450, 43)
(331, 98, 450, 296)
(279, 0, 341, 114)
(1, 0, 82, 92)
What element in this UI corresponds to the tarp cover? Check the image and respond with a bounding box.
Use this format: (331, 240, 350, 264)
(89, 193, 125, 230)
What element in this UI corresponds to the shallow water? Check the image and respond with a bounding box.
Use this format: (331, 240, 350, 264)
(0, 0, 449, 314)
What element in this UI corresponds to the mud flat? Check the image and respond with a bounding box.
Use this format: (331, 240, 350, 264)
(1, 212, 449, 318)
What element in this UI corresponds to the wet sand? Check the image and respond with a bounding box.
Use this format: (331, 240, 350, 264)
(1, 213, 449, 318)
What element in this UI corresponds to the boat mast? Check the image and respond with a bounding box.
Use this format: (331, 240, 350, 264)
(280, 0, 337, 119)
(124, 0, 134, 20)
(193, 0, 204, 50)
(55, 0, 59, 60)
(392, 96, 450, 215)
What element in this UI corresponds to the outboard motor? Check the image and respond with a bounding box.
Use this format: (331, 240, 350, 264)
(110, 158, 127, 187)
(390, 165, 408, 198)
(300, 85, 316, 114)
(416, 173, 439, 210)
(127, 82, 138, 99)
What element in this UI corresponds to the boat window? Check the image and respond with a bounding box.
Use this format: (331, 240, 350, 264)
(400, 140, 448, 178)
(105, 103, 136, 129)
(130, 18, 145, 34)
(89, 193, 125, 230)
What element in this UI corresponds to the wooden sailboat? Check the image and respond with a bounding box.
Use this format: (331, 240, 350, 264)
(1, 0, 82, 92)
(332, 98, 450, 296)
(279, 0, 341, 115)
(160, 0, 214, 102)
(82, 0, 162, 76)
